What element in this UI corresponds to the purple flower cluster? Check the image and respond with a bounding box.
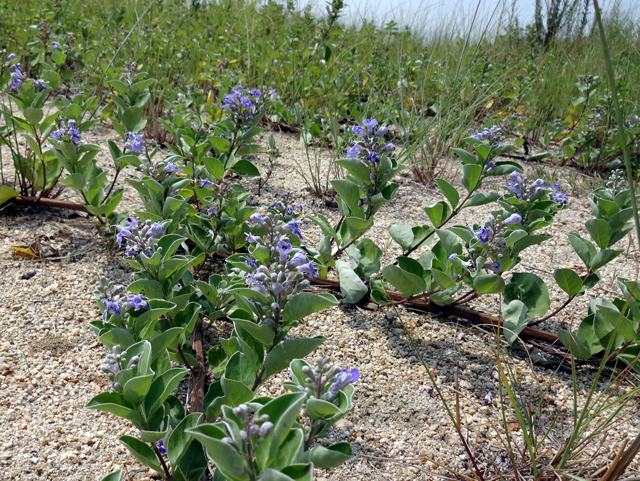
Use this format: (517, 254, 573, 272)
(125, 293, 150, 311)
(10, 63, 24, 89)
(124, 132, 144, 153)
(114, 216, 165, 258)
(99, 344, 140, 392)
(242, 211, 319, 327)
(450, 212, 522, 274)
(101, 293, 150, 319)
(504, 171, 567, 205)
(295, 356, 360, 403)
(249, 212, 304, 240)
(473, 125, 503, 144)
(220, 85, 275, 128)
(346, 118, 395, 165)
(50, 119, 81, 142)
(626, 114, 640, 131)
(219, 405, 274, 454)
(9, 61, 46, 90)
(270, 192, 304, 217)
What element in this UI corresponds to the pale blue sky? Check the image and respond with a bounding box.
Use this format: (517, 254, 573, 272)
(297, 0, 638, 38)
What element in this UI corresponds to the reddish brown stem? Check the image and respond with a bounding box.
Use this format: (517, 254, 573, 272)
(188, 319, 206, 415)
(311, 277, 560, 345)
(12, 196, 90, 213)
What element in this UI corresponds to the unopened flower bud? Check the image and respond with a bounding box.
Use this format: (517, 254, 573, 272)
(112, 382, 122, 391)
(240, 430, 249, 443)
(297, 280, 310, 291)
(301, 366, 312, 376)
(222, 437, 238, 449)
(127, 356, 140, 368)
(249, 424, 260, 439)
(259, 422, 273, 438)
(258, 414, 270, 423)
(233, 405, 249, 421)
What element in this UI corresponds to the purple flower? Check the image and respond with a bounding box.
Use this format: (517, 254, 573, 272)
(375, 126, 388, 137)
(125, 294, 150, 311)
(485, 161, 496, 170)
(125, 247, 142, 258)
(242, 256, 258, 269)
(483, 392, 492, 405)
(382, 143, 396, 152)
(329, 368, 360, 392)
(367, 152, 380, 163)
(102, 299, 121, 319)
(68, 127, 81, 143)
(156, 440, 167, 456)
(124, 132, 144, 153)
(531, 179, 546, 188)
(288, 251, 318, 278)
(116, 226, 132, 247)
(207, 206, 217, 216)
(288, 251, 310, 268)
(502, 213, 522, 225)
(246, 232, 261, 244)
(10, 64, 24, 89)
(162, 161, 182, 173)
(146, 222, 165, 239)
(71, 88, 80, 94)
(33, 80, 47, 90)
(553, 192, 568, 204)
(476, 226, 492, 244)
(296, 260, 318, 279)
(7, 53, 16, 60)
(346, 144, 363, 159)
(485, 261, 501, 273)
(351, 125, 366, 138)
(52, 41, 61, 49)
(50, 130, 62, 139)
(346, 368, 360, 382)
(199, 179, 213, 189)
(508, 171, 523, 184)
(245, 272, 268, 296)
(250, 88, 262, 98)
(448, 253, 458, 262)
(249, 213, 265, 225)
(362, 119, 378, 133)
(474, 126, 501, 141)
(115, 217, 137, 246)
(284, 219, 303, 239)
(277, 240, 292, 263)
